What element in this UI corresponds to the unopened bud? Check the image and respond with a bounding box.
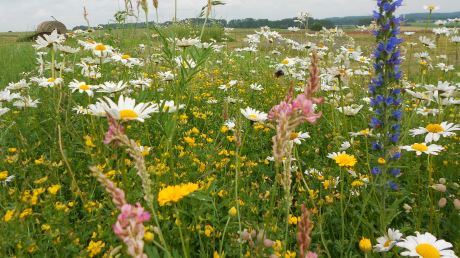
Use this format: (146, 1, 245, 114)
(438, 178, 446, 184)
(263, 239, 274, 248)
(431, 184, 447, 192)
(438, 197, 447, 208)
(453, 199, 460, 210)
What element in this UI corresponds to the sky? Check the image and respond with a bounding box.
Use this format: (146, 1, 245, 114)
(0, 0, 459, 32)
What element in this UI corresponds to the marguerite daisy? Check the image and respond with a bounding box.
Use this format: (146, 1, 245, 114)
(100, 95, 158, 122)
(400, 143, 444, 155)
(397, 232, 457, 258)
(409, 122, 460, 142)
(240, 107, 268, 122)
(69, 80, 97, 97)
(374, 228, 403, 252)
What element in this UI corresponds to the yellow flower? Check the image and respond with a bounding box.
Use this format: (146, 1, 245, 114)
(47, 184, 61, 195)
(8, 148, 17, 153)
(34, 176, 48, 184)
(359, 237, 372, 253)
(183, 137, 196, 147)
(144, 231, 154, 242)
(157, 182, 199, 206)
(220, 126, 229, 133)
(204, 224, 214, 237)
(87, 240, 105, 257)
(0, 171, 8, 181)
(288, 214, 299, 225)
(41, 224, 51, 231)
(284, 251, 296, 258)
(84, 135, 96, 148)
(34, 156, 45, 165)
(3, 209, 15, 222)
(19, 208, 33, 219)
(331, 153, 357, 167)
(228, 206, 237, 217)
(378, 157, 386, 164)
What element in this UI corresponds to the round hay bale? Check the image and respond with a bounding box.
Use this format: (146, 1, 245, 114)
(36, 21, 67, 35)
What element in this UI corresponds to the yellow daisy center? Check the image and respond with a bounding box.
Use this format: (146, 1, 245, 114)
(95, 44, 107, 51)
(383, 240, 392, 247)
(121, 54, 131, 60)
(415, 243, 440, 258)
(425, 124, 444, 133)
(248, 114, 258, 120)
(290, 132, 299, 140)
(359, 129, 370, 135)
(119, 109, 138, 119)
(411, 143, 428, 152)
(281, 59, 289, 65)
(333, 154, 357, 167)
(348, 48, 355, 52)
(79, 84, 90, 91)
(47, 78, 56, 83)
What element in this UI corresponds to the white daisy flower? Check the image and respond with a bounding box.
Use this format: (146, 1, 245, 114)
(400, 143, 444, 155)
(158, 71, 175, 81)
(397, 232, 457, 258)
(100, 95, 158, 122)
(224, 119, 236, 130)
(33, 30, 66, 50)
(13, 96, 40, 108)
(0, 106, 10, 116)
(91, 43, 113, 57)
(419, 36, 436, 49)
(174, 56, 196, 68)
(240, 107, 268, 122)
(173, 37, 200, 48)
(58, 45, 79, 54)
(409, 122, 460, 142)
(290, 132, 310, 145)
(69, 80, 97, 97)
(130, 78, 152, 90)
(6, 79, 30, 91)
(423, 5, 440, 12)
(87, 102, 107, 117)
(337, 104, 363, 116)
(72, 105, 89, 115)
(0, 89, 21, 102)
(155, 100, 185, 113)
(374, 228, 403, 252)
(249, 83, 264, 91)
(339, 141, 351, 150)
(97, 81, 128, 94)
(31, 77, 63, 88)
(416, 107, 439, 116)
(112, 52, 143, 67)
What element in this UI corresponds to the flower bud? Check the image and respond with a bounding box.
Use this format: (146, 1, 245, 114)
(453, 199, 460, 210)
(263, 239, 274, 248)
(438, 178, 446, 184)
(228, 207, 237, 217)
(431, 184, 446, 192)
(438, 197, 447, 208)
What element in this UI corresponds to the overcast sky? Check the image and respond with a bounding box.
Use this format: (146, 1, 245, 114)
(0, 0, 459, 32)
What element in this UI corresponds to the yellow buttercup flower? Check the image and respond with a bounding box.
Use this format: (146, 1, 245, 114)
(359, 237, 372, 253)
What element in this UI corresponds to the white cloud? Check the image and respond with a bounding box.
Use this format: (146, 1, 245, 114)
(0, 0, 459, 32)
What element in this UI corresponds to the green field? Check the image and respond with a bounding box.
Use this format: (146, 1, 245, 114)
(0, 20, 460, 258)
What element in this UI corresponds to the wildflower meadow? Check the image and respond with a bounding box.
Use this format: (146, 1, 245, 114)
(0, 0, 460, 257)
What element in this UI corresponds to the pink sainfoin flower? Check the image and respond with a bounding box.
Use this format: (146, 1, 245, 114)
(306, 252, 318, 258)
(103, 115, 125, 145)
(90, 167, 150, 258)
(270, 51, 322, 163)
(113, 203, 150, 258)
